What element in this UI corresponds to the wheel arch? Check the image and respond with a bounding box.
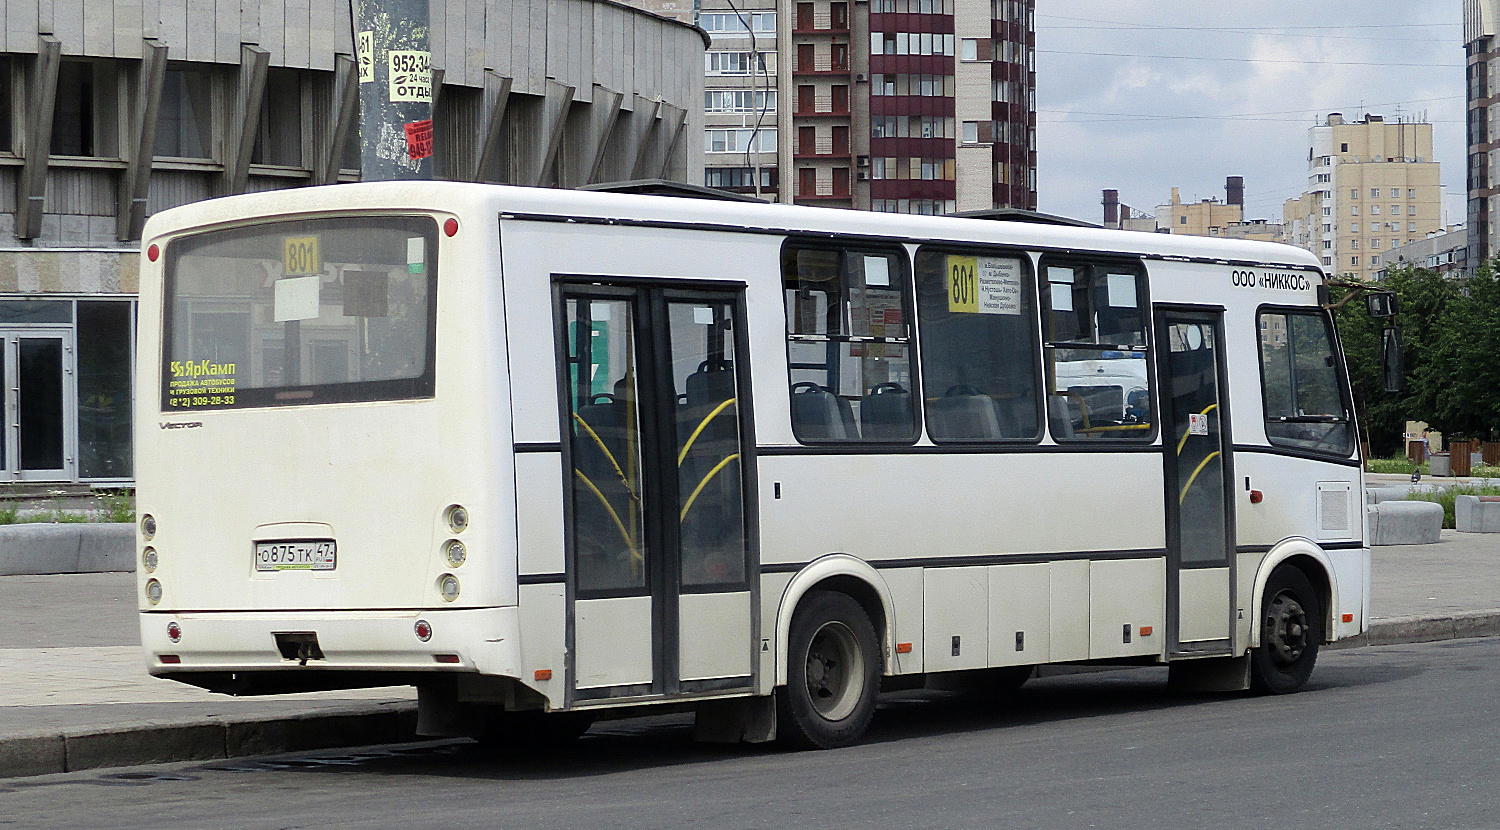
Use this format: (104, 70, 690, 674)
(773, 554, 895, 687)
(1249, 538, 1339, 648)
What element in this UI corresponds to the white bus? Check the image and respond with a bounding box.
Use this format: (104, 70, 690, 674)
(137, 182, 1371, 749)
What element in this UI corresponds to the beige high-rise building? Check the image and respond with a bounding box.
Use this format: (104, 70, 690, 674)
(1283, 113, 1442, 282)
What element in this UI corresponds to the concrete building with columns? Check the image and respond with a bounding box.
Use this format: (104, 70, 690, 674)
(0, 0, 706, 484)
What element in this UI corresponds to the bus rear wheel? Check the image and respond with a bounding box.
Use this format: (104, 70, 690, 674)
(777, 590, 880, 749)
(1250, 566, 1322, 694)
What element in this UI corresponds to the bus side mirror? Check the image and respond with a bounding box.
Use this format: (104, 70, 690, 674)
(1382, 326, 1404, 393)
(1367, 291, 1399, 318)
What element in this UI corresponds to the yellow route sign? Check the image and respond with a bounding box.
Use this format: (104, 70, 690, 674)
(283, 235, 321, 276)
(948, 255, 978, 313)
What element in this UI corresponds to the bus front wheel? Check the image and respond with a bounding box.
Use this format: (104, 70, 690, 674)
(777, 590, 880, 749)
(1250, 566, 1322, 694)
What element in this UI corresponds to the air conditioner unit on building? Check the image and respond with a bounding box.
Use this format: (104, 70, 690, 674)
(857, 171, 869, 181)
(855, 73, 867, 82)
(857, 155, 870, 167)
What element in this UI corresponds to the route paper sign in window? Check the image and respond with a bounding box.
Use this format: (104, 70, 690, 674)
(948, 255, 1022, 315)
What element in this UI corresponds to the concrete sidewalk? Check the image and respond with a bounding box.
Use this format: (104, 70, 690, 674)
(2, 530, 1497, 778)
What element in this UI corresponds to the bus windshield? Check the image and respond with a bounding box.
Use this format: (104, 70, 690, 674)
(162, 216, 438, 410)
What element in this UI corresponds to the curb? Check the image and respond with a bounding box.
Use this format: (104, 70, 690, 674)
(4, 612, 1499, 780)
(1328, 610, 1500, 650)
(0, 702, 418, 779)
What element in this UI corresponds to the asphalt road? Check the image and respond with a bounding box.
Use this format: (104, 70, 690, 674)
(3, 638, 1497, 830)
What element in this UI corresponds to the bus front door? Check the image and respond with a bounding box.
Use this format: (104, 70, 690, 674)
(559, 283, 757, 702)
(1154, 308, 1235, 657)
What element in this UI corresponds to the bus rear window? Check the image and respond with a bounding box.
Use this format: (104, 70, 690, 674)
(162, 216, 438, 410)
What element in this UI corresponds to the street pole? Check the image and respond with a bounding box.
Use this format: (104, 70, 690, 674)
(351, 0, 434, 180)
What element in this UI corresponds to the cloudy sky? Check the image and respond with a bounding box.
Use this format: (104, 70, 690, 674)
(1033, 2, 1466, 226)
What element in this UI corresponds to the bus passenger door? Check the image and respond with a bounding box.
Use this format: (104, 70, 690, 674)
(1154, 308, 1235, 657)
(558, 283, 757, 702)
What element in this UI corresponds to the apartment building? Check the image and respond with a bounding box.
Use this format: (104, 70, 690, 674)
(1376, 226, 1470, 279)
(1283, 113, 1442, 282)
(1465, 0, 1499, 268)
(1103, 178, 1283, 242)
(663, 0, 1036, 212)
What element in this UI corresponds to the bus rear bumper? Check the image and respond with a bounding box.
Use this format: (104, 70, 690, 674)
(139, 606, 521, 681)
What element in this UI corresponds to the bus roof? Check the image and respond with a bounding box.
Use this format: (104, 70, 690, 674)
(144, 181, 1324, 274)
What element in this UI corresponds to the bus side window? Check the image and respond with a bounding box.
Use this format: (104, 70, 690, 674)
(1258, 310, 1353, 456)
(913, 247, 1042, 442)
(782, 244, 917, 443)
(1038, 260, 1153, 442)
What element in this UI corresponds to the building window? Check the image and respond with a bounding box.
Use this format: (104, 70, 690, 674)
(1371, 239, 1382, 249)
(0, 58, 12, 153)
(1371, 205, 1380, 215)
(1389, 204, 1398, 215)
(1322, 240, 1331, 249)
(706, 89, 777, 113)
(1322, 206, 1331, 216)
(1351, 206, 1359, 216)
(1409, 221, 1417, 231)
(1323, 257, 1332, 265)
(1371, 256, 1380, 265)
(705, 128, 775, 153)
(962, 121, 979, 144)
(157, 67, 215, 159)
(53, 60, 120, 158)
(251, 68, 301, 167)
(1408, 188, 1417, 198)
(1351, 240, 1359, 250)
(705, 166, 774, 189)
(1391, 188, 1400, 198)
(1351, 256, 1358, 266)
(700, 11, 775, 33)
(706, 51, 770, 75)
(1350, 188, 1359, 200)
(77, 301, 134, 478)
(1179, 216, 1187, 224)
(1408, 205, 1416, 216)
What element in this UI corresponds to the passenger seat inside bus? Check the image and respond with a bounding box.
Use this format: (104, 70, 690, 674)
(791, 382, 857, 441)
(859, 382, 914, 442)
(927, 386, 1003, 442)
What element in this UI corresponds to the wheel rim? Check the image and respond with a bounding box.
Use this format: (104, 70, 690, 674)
(804, 620, 866, 721)
(1264, 589, 1310, 667)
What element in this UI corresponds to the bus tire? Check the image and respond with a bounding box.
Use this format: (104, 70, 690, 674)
(777, 589, 880, 749)
(1250, 566, 1321, 694)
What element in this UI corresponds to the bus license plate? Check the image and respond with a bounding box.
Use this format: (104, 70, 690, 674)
(255, 541, 337, 572)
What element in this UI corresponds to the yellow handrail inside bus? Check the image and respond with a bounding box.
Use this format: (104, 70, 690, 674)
(1175, 403, 1219, 455)
(1179, 450, 1222, 505)
(678, 398, 737, 465)
(680, 453, 741, 521)
(572, 468, 643, 571)
(1077, 423, 1152, 433)
(572, 412, 639, 503)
